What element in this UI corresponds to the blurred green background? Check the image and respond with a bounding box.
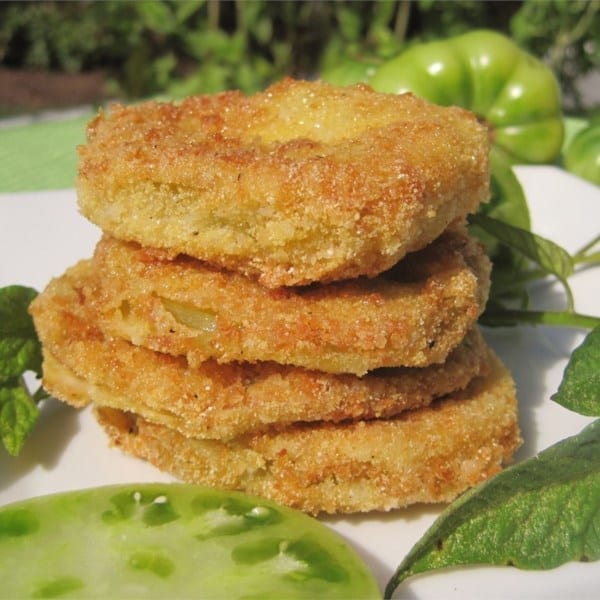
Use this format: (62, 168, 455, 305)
(1, 0, 599, 117)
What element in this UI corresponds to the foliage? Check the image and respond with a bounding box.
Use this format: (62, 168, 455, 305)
(510, 0, 600, 112)
(0, 1, 598, 113)
(0, 286, 47, 456)
(386, 412, 600, 596)
(0, 2, 100, 73)
(0, 0, 298, 98)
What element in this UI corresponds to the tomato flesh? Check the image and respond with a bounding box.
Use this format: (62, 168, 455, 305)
(0, 483, 380, 599)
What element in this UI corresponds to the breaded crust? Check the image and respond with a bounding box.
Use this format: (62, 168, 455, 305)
(93, 351, 521, 515)
(77, 78, 490, 287)
(88, 228, 490, 374)
(31, 261, 490, 439)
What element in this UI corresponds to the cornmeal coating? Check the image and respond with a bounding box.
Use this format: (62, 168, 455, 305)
(92, 351, 520, 515)
(31, 261, 490, 439)
(87, 228, 490, 374)
(77, 78, 490, 287)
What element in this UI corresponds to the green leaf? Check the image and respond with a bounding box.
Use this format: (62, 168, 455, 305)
(0, 285, 38, 336)
(0, 385, 39, 456)
(0, 286, 42, 382)
(133, 1, 176, 35)
(385, 419, 600, 598)
(552, 326, 600, 416)
(0, 337, 42, 383)
(174, 0, 204, 25)
(0, 285, 45, 455)
(469, 213, 575, 282)
(336, 6, 363, 40)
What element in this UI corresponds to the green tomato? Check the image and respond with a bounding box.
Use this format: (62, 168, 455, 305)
(320, 58, 378, 87)
(370, 30, 564, 165)
(0, 483, 380, 599)
(564, 120, 600, 186)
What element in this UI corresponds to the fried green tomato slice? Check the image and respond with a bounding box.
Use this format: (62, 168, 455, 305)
(86, 227, 491, 374)
(0, 484, 380, 599)
(77, 78, 490, 287)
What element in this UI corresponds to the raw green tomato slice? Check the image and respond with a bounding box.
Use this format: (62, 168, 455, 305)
(0, 483, 380, 599)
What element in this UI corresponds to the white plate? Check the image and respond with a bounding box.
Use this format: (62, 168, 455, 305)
(1, 168, 599, 598)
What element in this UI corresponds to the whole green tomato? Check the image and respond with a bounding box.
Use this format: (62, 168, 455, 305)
(563, 120, 600, 186)
(369, 30, 564, 165)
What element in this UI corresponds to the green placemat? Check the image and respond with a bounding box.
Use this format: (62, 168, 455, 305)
(0, 112, 93, 193)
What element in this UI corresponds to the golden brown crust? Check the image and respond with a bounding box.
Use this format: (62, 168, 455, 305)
(93, 352, 521, 515)
(31, 260, 491, 439)
(77, 78, 490, 287)
(87, 228, 490, 374)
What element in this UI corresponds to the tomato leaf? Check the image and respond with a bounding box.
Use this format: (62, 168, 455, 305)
(552, 326, 600, 416)
(385, 419, 600, 598)
(469, 213, 574, 281)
